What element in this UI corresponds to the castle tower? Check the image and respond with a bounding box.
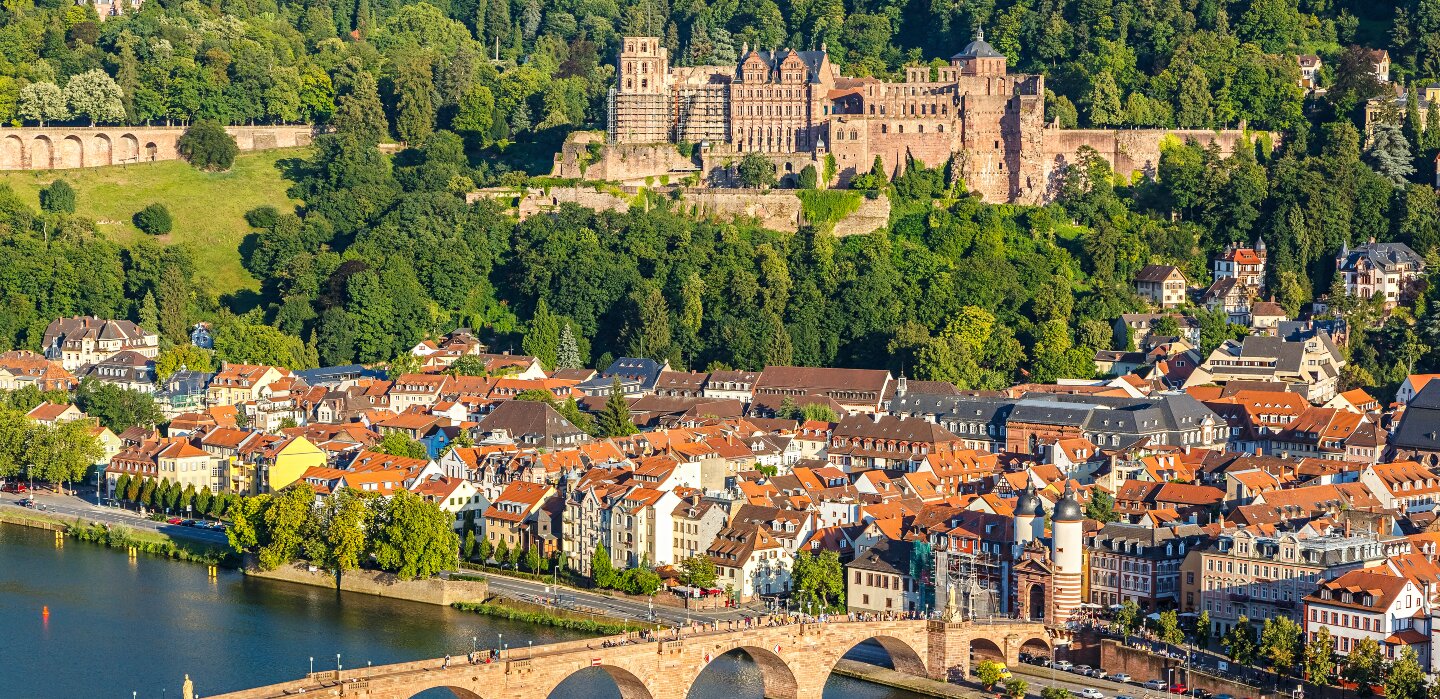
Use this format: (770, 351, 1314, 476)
(1050, 482, 1084, 624)
(1014, 485, 1043, 549)
(610, 37, 672, 144)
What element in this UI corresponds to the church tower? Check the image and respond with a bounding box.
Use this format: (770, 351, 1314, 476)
(1050, 482, 1084, 624)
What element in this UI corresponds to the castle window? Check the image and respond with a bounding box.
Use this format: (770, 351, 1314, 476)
(869, 105, 875, 114)
(898, 124, 904, 134)
(938, 124, 944, 133)
(881, 124, 887, 134)
(918, 125, 924, 133)
(849, 129, 858, 140)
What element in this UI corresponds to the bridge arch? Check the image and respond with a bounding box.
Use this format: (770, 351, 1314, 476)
(547, 665, 653, 699)
(406, 688, 485, 699)
(832, 635, 928, 677)
(969, 636, 1005, 664)
(689, 646, 799, 699)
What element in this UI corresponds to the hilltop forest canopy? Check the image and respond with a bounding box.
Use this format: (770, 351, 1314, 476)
(0, 0, 1437, 138)
(0, 0, 1436, 396)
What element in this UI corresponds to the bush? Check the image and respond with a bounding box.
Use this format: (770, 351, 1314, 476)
(177, 120, 239, 171)
(244, 205, 280, 229)
(797, 164, 818, 189)
(39, 180, 76, 214)
(133, 203, 173, 235)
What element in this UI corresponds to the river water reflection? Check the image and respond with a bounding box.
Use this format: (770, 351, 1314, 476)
(0, 524, 924, 699)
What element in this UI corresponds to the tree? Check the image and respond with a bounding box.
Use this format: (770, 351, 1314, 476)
(177, 120, 239, 172)
(314, 487, 370, 575)
(1343, 637, 1383, 695)
(133, 203, 173, 235)
(463, 529, 476, 560)
(258, 484, 315, 570)
(1305, 626, 1336, 685)
(791, 549, 845, 612)
(389, 53, 435, 144)
(1196, 610, 1212, 649)
(596, 377, 638, 437)
(75, 379, 162, 432)
(505, 540, 521, 569)
(1156, 610, 1185, 646)
(113, 473, 131, 502)
(977, 660, 1006, 689)
(797, 164, 818, 189)
(1085, 489, 1119, 522)
(679, 555, 718, 588)
(1367, 122, 1417, 184)
(1087, 71, 1123, 126)
(556, 323, 583, 369)
(1386, 647, 1427, 699)
(523, 298, 561, 369)
(737, 151, 776, 188)
(376, 431, 428, 459)
(335, 71, 388, 145)
(1260, 615, 1302, 675)
(591, 541, 616, 588)
(477, 535, 493, 564)
(17, 82, 67, 126)
(195, 486, 213, 519)
(39, 180, 76, 214)
(1115, 600, 1141, 636)
(524, 544, 543, 573)
(63, 69, 125, 125)
(154, 344, 213, 382)
(1004, 678, 1029, 699)
(1223, 616, 1258, 666)
(226, 494, 269, 553)
(776, 398, 839, 423)
(453, 85, 495, 138)
(1042, 687, 1071, 699)
(368, 490, 459, 580)
(495, 538, 511, 568)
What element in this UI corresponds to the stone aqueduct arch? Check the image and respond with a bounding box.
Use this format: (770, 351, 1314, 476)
(0, 126, 314, 170)
(208, 620, 1061, 699)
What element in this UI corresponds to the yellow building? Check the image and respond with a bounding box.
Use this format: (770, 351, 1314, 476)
(206, 363, 289, 407)
(253, 435, 328, 493)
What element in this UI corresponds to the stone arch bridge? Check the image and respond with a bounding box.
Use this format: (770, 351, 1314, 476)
(0, 125, 314, 170)
(207, 619, 1060, 699)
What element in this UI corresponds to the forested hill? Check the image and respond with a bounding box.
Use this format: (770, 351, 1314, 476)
(0, 0, 1436, 139)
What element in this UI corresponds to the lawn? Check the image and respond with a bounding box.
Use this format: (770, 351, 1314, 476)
(0, 148, 307, 299)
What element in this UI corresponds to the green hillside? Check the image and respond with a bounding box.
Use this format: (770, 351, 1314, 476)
(0, 148, 305, 297)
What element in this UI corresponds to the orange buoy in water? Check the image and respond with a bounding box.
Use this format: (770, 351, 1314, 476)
(42, 606, 49, 617)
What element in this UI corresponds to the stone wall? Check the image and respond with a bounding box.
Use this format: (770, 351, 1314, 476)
(1039, 128, 1267, 201)
(470, 185, 890, 237)
(246, 561, 488, 607)
(0, 125, 314, 170)
(1099, 640, 1263, 696)
(551, 132, 700, 183)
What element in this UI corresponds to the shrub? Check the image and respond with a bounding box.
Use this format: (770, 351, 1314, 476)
(244, 205, 280, 229)
(177, 120, 239, 171)
(133, 203, 173, 235)
(39, 180, 76, 214)
(797, 164, 818, 189)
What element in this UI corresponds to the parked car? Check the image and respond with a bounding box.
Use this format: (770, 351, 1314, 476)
(1214, 693, 1235, 699)
(1079, 689, 1106, 699)
(1092, 670, 1109, 680)
(1074, 665, 1093, 676)
(1169, 684, 1188, 694)
(1111, 673, 1133, 684)
(1144, 680, 1167, 691)
(1, 481, 26, 493)
(1019, 653, 1038, 665)
(1053, 661, 1075, 672)
(166, 517, 183, 525)
(1189, 689, 1212, 699)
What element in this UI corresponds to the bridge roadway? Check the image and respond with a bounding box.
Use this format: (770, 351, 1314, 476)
(207, 618, 1057, 699)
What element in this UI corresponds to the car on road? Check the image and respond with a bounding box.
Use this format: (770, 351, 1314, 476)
(1189, 689, 1211, 699)
(166, 517, 182, 524)
(1053, 661, 1074, 672)
(1074, 665, 1093, 675)
(1111, 673, 1133, 683)
(180, 520, 197, 527)
(1144, 680, 1167, 690)
(1079, 689, 1105, 699)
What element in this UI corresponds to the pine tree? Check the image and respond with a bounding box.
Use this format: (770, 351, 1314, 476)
(556, 323, 582, 369)
(334, 71, 387, 145)
(596, 377, 638, 437)
(1087, 71, 1123, 127)
(1366, 122, 1416, 184)
(523, 298, 561, 369)
(1423, 100, 1440, 161)
(485, 0, 511, 51)
(591, 541, 615, 588)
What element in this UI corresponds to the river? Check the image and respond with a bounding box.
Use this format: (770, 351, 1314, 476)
(0, 523, 926, 699)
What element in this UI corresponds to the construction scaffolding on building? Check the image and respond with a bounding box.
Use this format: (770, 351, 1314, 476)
(936, 547, 1006, 620)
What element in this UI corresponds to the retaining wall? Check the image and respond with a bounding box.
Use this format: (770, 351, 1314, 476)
(247, 562, 489, 606)
(0, 125, 314, 170)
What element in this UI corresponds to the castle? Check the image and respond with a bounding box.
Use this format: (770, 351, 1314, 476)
(603, 33, 1261, 204)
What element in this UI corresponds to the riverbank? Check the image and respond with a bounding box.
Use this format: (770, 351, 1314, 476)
(832, 659, 981, 698)
(453, 597, 650, 635)
(0, 508, 226, 564)
(245, 560, 490, 606)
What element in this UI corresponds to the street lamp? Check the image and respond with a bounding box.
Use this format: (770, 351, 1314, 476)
(336, 653, 342, 671)
(471, 636, 477, 653)
(309, 656, 314, 675)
